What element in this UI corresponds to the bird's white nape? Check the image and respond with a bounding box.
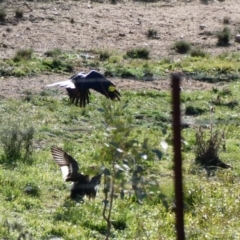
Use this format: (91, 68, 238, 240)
(77, 72, 86, 76)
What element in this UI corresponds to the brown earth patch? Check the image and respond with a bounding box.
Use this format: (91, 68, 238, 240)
(0, 0, 238, 97)
(0, 73, 217, 99)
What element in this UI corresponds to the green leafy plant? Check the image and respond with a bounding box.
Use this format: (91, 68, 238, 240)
(99, 100, 162, 239)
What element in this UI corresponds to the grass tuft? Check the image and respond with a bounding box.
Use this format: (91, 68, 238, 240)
(0, 8, 6, 22)
(223, 16, 230, 24)
(217, 27, 231, 46)
(195, 125, 231, 175)
(174, 40, 191, 54)
(0, 123, 34, 165)
(42, 58, 74, 72)
(190, 48, 207, 58)
(13, 49, 33, 62)
(44, 48, 62, 58)
(146, 29, 158, 39)
(126, 47, 150, 59)
(99, 49, 111, 61)
(185, 105, 206, 116)
(15, 9, 23, 19)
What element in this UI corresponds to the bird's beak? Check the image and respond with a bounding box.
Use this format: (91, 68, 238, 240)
(108, 86, 116, 92)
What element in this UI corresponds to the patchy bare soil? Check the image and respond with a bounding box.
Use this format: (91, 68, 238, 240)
(1, 0, 239, 97)
(0, 73, 216, 99)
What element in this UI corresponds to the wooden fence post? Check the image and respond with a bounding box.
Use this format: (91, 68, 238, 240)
(171, 72, 185, 240)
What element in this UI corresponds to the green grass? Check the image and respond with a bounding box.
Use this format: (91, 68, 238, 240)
(1, 79, 240, 238)
(1, 45, 240, 238)
(2, 49, 240, 81)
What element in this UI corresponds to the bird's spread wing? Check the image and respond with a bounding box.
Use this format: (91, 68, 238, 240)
(84, 174, 102, 199)
(66, 72, 93, 107)
(50, 146, 80, 181)
(70, 72, 86, 80)
(47, 79, 75, 89)
(66, 88, 90, 107)
(68, 70, 120, 107)
(89, 174, 102, 189)
(83, 70, 121, 100)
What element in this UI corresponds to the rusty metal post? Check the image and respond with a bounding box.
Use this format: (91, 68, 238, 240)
(171, 73, 185, 240)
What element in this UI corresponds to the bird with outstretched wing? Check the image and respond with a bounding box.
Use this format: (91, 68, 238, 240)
(50, 146, 101, 200)
(47, 70, 120, 107)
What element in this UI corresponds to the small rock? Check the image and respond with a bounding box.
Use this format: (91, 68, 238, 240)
(29, 14, 35, 21)
(25, 186, 33, 193)
(235, 34, 240, 43)
(6, 27, 13, 32)
(119, 33, 125, 37)
(199, 24, 206, 30)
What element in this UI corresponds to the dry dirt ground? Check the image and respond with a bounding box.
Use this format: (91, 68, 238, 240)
(1, 0, 240, 97)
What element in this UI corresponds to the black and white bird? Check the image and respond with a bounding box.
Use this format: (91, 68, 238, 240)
(47, 70, 120, 107)
(50, 146, 102, 200)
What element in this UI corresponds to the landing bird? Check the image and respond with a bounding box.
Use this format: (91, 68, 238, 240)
(47, 70, 121, 107)
(50, 146, 101, 200)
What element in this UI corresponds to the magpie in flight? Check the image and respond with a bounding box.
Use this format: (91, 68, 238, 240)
(50, 146, 101, 200)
